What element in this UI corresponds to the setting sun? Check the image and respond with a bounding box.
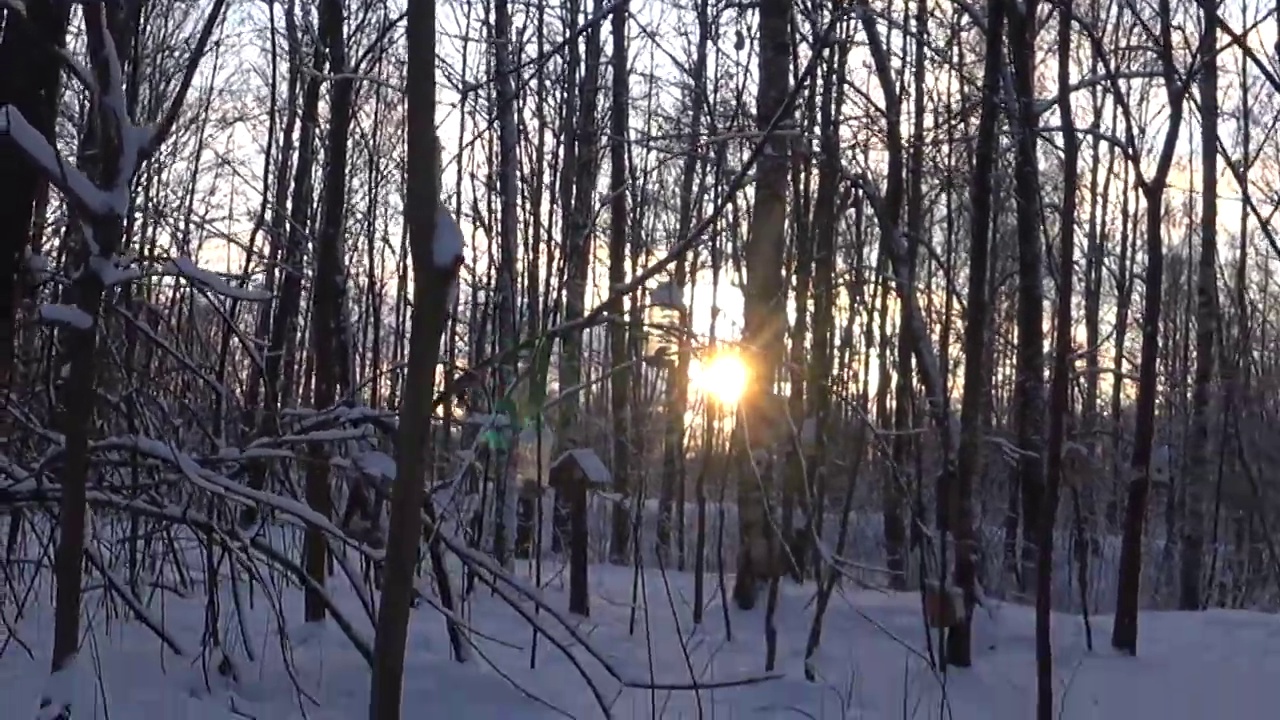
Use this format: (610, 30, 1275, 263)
(692, 350, 750, 407)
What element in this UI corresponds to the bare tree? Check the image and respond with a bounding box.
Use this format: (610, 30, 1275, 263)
(732, 0, 792, 612)
(951, 0, 1004, 669)
(1113, 0, 1193, 654)
(492, 0, 522, 570)
(607, 0, 632, 565)
(1040, 0, 1082, 712)
(1179, 0, 1219, 612)
(303, 0, 356, 622)
(368, 3, 462, 717)
(1008, 0, 1046, 599)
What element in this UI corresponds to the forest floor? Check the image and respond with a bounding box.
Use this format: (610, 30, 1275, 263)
(1, 560, 1277, 719)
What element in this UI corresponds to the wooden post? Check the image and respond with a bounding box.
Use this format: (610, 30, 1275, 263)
(515, 482, 537, 560)
(568, 478, 589, 615)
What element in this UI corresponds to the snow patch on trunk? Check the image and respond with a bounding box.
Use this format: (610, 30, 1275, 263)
(434, 207, 465, 269)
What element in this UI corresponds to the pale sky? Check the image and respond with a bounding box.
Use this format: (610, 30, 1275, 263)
(164, 0, 1280, 411)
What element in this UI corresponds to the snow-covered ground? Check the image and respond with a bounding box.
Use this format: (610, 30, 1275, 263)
(2, 560, 1277, 719)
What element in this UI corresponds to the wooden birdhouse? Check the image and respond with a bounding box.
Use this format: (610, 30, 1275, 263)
(548, 448, 613, 616)
(645, 278, 686, 358)
(548, 447, 613, 493)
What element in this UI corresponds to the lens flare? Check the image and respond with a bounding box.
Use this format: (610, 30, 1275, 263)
(692, 350, 749, 407)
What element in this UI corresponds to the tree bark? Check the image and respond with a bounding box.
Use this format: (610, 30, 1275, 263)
(1039, 0, 1080, 712)
(242, 0, 326, 527)
(732, 0, 792, 611)
(659, 0, 708, 571)
(304, 0, 354, 623)
(0, 1, 69, 398)
(607, 0, 632, 564)
(1113, 0, 1188, 654)
(556, 0, 603, 482)
(1007, 0, 1046, 600)
(948, 0, 1004, 668)
(368, 4, 460, 717)
(1179, 0, 1218, 611)
(493, 0, 522, 570)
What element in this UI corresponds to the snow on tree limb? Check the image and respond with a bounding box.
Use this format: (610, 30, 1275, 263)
(38, 304, 95, 330)
(88, 254, 141, 286)
(161, 256, 271, 301)
(0, 105, 112, 216)
(0, 5, 148, 222)
(85, 1, 144, 212)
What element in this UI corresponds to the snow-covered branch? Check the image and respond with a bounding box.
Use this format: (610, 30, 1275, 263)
(0, 105, 112, 216)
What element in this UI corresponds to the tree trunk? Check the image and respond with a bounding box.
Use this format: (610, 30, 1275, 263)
(556, 0, 603, 489)
(732, 0, 792, 611)
(368, 5, 461, 717)
(303, 0, 354, 623)
(1039, 0, 1080, 713)
(35, 4, 152, 713)
(0, 1, 69, 398)
(659, 0, 709, 571)
(242, 2, 325, 527)
(804, 31, 846, 588)
(1112, 0, 1187, 654)
(1179, 0, 1218, 611)
(493, 0, 522, 570)
(948, 0, 1003, 668)
(1007, 0, 1046, 599)
(888, 0, 929, 592)
(607, 0, 632, 564)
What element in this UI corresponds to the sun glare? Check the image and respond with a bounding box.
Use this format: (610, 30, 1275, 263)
(693, 350, 750, 407)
